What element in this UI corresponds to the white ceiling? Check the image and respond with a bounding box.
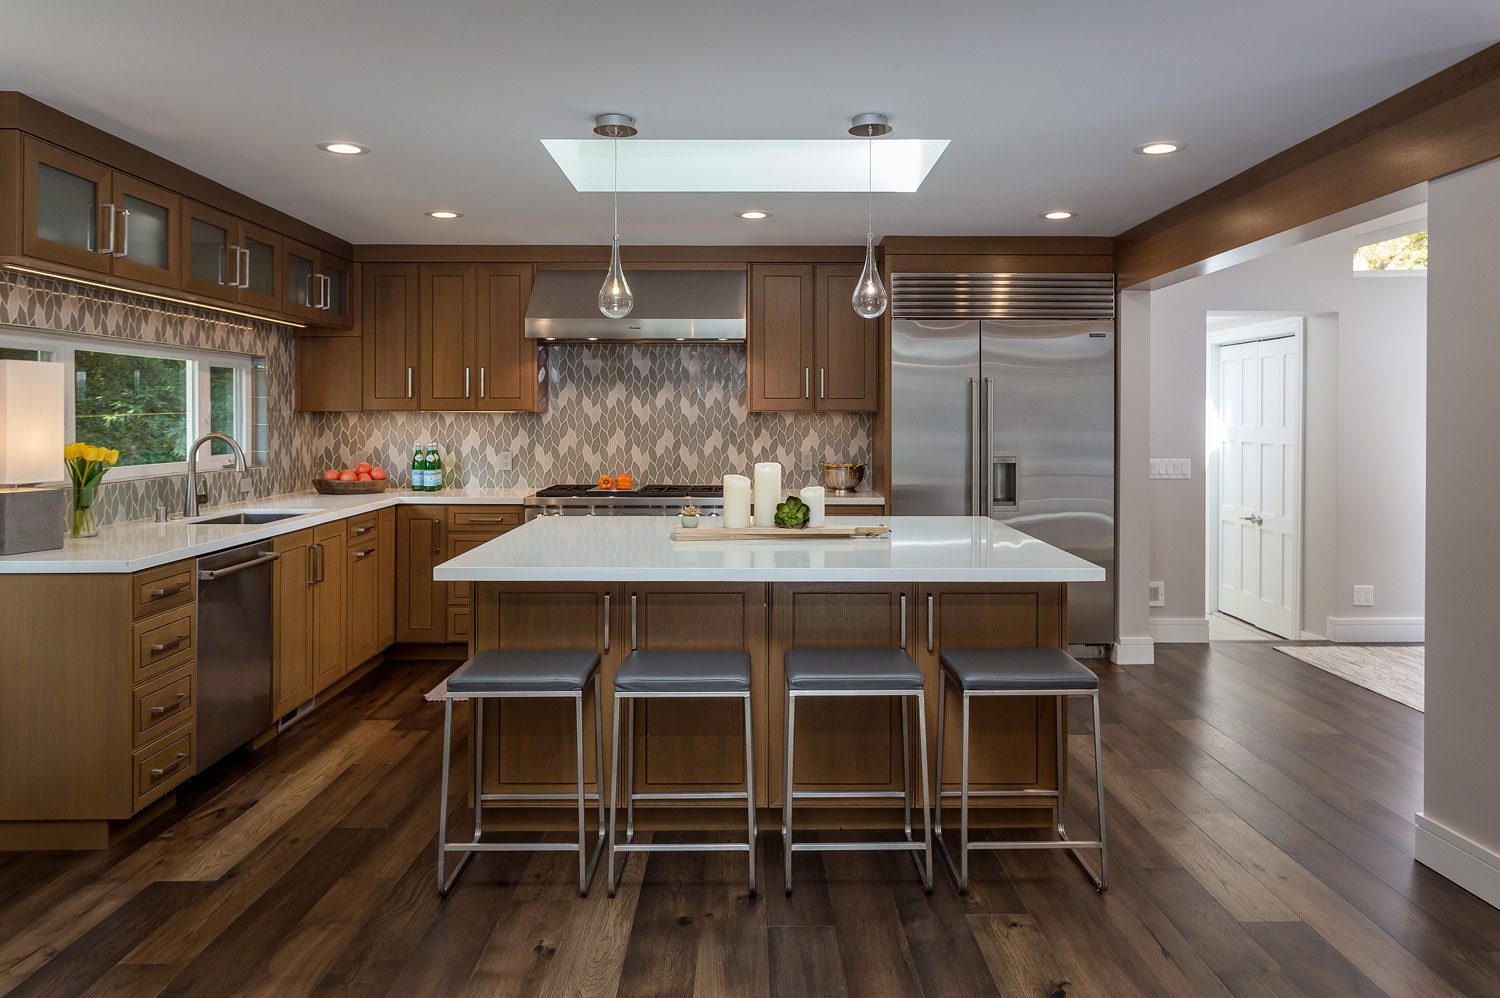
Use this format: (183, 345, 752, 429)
(2, 1, 1496, 246)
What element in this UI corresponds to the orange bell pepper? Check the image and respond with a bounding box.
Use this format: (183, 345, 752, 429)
(597, 475, 615, 490)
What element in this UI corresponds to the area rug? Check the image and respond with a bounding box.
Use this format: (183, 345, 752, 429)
(1273, 644, 1424, 711)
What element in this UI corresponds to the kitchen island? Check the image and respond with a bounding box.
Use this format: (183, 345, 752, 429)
(436, 515, 1105, 832)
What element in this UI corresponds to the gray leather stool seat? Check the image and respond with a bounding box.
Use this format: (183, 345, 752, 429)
(939, 647, 1098, 692)
(784, 648, 924, 691)
(615, 650, 751, 693)
(446, 648, 600, 694)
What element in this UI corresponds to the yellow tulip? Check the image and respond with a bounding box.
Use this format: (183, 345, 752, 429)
(64, 443, 81, 461)
(106, 449, 120, 465)
(83, 446, 99, 463)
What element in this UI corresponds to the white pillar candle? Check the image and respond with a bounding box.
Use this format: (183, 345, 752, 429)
(752, 462, 782, 527)
(722, 474, 752, 529)
(800, 485, 826, 528)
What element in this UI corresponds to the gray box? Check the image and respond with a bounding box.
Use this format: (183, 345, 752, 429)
(0, 488, 67, 555)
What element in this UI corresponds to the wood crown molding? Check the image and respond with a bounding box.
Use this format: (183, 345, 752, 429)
(353, 244, 868, 264)
(879, 235, 1113, 257)
(1114, 42, 1500, 288)
(0, 92, 351, 259)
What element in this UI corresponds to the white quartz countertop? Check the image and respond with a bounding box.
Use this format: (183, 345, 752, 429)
(0, 486, 888, 574)
(434, 515, 1104, 584)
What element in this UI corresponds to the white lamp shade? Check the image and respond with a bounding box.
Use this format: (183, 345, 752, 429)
(0, 360, 65, 485)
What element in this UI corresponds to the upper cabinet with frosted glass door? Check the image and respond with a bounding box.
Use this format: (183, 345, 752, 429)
(22, 137, 181, 284)
(182, 201, 284, 311)
(283, 238, 352, 326)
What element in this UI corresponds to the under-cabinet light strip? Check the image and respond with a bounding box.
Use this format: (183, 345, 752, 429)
(2, 265, 308, 329)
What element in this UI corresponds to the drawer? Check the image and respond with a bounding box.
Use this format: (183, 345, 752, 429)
(346, 512, 380, 540)
(133, 604, 196, 683)
(132, 561, 195, 620)
(134, 664, 195, 748)
(447, 606, 470, 641)
(133, 722, 195, 811)
(447, 506, 521, 531)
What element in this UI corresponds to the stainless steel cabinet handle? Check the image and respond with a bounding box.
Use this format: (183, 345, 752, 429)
(98, 203, 116, 254)
(480, 367, 486, 399)
(352, 525, 373, 536)
(148, 580, 188, 598)
(406, 367, 413, 399)
(239, 247, 251, 288)
(463, 516, 511, 524)
(322, 274, 333, 309)
(227, 244, 241, 287)
(116, 208, 130, 258)
(148, 633, 190, 654)
(306, 273, 317, 308)
(819, 367, 826, 400)
(927, 594, 934, 652)
(150, 692, 189, 716)
(352, 548, 373, 560)
(150, 752, 188, 779)
(630, 593, 638, 650)
(804, 367, 810, 399)
(603, 593, 611, 651)
(899, 593, 908, 650)
(464, 368, 471, 398)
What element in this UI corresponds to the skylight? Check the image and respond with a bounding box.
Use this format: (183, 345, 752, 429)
(541, 139, 950, 193)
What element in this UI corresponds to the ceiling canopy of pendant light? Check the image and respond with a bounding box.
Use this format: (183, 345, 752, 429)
(850, 113, 890, 319)
(596, 114, 636, 319)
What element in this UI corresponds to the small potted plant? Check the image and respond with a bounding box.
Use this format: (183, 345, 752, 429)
(680, 504, 701, 528)
(64, 442, 119, 538)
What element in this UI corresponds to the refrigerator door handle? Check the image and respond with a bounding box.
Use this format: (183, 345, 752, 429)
(982, 377, 995, 513)
(992, 456, 1018, 508)
(968, 378, 980, 515)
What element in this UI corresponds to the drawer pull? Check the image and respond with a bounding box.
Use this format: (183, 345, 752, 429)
(149, 633, 190, 654)
(352, 525, 374, 536)
(462, 516, 512, 524)
(150, 692, 189, 716)
(352, 549, 374, 560)
(150, 752, 188, 778)
(147, 580, 188, 598)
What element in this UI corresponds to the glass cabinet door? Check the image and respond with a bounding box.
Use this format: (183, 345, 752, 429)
(22, 138, 112, 273)
(237, 223, 281, 312)
(182, 202, 237, 301)
(323, 257, 351, 321)
(283, 240, 320, 319)
(110, 176, 180, 286)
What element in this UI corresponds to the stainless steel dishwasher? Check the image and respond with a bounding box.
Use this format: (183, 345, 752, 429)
(196, 542, 278, 769)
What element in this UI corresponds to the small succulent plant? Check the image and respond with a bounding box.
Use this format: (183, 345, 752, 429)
(774, 496, 810, 529)
(680, 504, 700, 517)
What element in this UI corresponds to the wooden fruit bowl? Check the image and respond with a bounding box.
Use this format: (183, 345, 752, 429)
(313, 478, 390, 495)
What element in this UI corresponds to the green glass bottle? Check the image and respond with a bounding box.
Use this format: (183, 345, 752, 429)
(410, 445, 425, 492)
(428, 443, 444, 492)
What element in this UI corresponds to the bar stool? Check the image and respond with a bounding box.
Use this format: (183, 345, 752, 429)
(782, 648, 933, 894)
(934, 647, 1108, 893)
(607, 649, 756, 896)
(437, 649, 606, 897)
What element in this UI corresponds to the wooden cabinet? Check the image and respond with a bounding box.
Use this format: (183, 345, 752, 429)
(419, 263, 540, 412)
(108, 174, 182, 287)
(362, 263, 420, 410)
(346, 533, 380, 667)
(294, 335, 363, 412)
(396, 505, 448, 642)
(377, 507, 396, 649)
(285, 238, 352, 325)
(443, 504, 523, 640)
(183, 201, 283, 310)
(311, 521, 347, 693)
(236, 220, 283, 313)
(272, 529, 315, 718)
(748, 263, 880, 413)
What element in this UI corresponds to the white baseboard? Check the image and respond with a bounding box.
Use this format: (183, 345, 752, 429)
(1416, 812, 1500, 910)
(1112, 636, 1155, 665)
(1150, 617, 1210, 643)
(1325, 616, 1425, 643)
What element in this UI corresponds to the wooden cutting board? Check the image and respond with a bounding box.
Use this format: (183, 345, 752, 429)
(671, 525, 890, 541)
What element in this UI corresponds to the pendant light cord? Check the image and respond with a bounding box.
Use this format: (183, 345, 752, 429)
(612, 137, 620, 243)
(866, 137, 874, 242)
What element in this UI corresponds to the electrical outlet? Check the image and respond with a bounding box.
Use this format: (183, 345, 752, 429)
(1148, 581, 1166, 607)
(497, 450, 513, 472)
(1352, 585, 1375, 607)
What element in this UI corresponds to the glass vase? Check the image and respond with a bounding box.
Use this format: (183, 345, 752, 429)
(71, 485, 99, 538)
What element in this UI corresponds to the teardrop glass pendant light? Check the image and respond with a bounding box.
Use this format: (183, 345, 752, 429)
(849, 113, 890, 319)
(594, 114, 637, 319)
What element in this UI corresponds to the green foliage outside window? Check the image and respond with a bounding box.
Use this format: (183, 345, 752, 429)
(209, 366, 237, 456)
(74, 350, 188, 466)
(1353, 231, 1427, 271)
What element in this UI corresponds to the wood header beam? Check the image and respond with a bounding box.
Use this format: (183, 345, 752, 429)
(1115, 42, 1500, 288)
(354, 244, 867, 264)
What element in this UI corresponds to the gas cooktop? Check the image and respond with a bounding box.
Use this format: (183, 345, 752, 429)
(532, 483, 724, 499)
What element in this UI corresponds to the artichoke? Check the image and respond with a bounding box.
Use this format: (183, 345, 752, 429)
(774, 496, 810, 529)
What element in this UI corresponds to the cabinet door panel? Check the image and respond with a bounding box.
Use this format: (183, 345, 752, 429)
(362, 264, 419, 410)
(377, 507, 396, 650)
(322, 256, 352, 324)
(111, 175, 180, 287)
(748, 264, 814, 411)
(273, 531, 314, 718)
(396, 507, 448, 642)
(475, 264, 537, 411)
(182, 202, 238, 301)
(283, 240, 320, 320)
(236, 221, 281, 312)
(312, 525, 347, 692)
(815, 264, 880, 411)
(23, 138, 111, 273)
(420, 265, 476, 410)
(346, 539, 380, 666)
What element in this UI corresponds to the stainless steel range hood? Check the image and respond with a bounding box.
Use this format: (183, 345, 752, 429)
(525, 269, 746, 342)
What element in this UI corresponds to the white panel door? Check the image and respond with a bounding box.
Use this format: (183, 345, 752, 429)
(1215, 335, 1300, 638)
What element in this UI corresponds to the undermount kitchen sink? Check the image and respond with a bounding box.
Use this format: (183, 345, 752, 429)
(192, 510, 314, 525)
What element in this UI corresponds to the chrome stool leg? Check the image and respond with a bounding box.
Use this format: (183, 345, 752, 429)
(574, 691, 588, 896)
(1092, 691, 1109, 892)
(625, 697, 637, 844)
(783, 688, 796, 896)
(960, 689, 971, 891)
(744, 692, 757, 896)
(900, 696, 913, 840)
(915, 690, 933, 892)
(1055, 694, 1069, 841)
(607, 692, 623, 896)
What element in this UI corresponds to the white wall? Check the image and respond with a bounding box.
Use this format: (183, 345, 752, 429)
(1144, 216, 1427, 640)
(1114, 290, 1155, 663)
(1419, 157, 1500, 908)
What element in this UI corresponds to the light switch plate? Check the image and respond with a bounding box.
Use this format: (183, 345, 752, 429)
(1352, 585, 1375, 607)
(498, 450, 513, 472)
(1149, 458, 1192, 480)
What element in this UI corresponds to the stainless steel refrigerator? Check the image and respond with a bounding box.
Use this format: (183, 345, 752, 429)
(890, 273, 1116, 646)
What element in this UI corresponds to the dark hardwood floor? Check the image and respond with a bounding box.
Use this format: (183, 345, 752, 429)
(2, 642, 1495, 996)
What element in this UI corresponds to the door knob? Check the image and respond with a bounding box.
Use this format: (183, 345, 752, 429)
(1239, 514, 1263, 526)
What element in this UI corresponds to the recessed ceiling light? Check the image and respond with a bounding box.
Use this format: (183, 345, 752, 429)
(425, 210, 463, 219)
(1134, 141, 1182, 156)
(737, 210, 771, 220)
(1041, 210, 1076, 220)
(317, 141, 369, 156)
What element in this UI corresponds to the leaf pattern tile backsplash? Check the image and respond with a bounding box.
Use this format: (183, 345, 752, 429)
(1, 275, 872, 525)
